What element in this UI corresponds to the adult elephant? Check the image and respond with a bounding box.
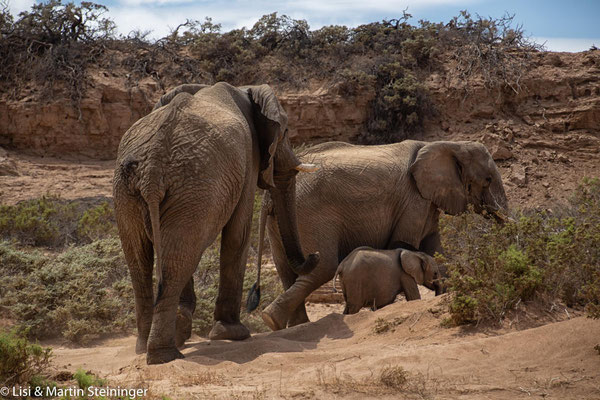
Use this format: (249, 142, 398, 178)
(255, 140, 508, 331)
(113, 82, 319, 364)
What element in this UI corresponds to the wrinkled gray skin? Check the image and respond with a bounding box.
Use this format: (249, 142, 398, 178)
(113, 82, 319, 364)
(258, 140, 508, 331)
(333, 246, 441, 314)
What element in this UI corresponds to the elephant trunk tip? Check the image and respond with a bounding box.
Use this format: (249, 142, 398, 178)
(246, 282, 261, 313)
(293, 251, 320, 275)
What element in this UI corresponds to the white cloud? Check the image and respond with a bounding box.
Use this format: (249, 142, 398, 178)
(5, 0, 35, 15)
(106, 0, 480, 37)
(535, 37, 600, 53)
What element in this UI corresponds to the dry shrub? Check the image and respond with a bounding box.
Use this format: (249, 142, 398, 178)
(316, 363, 436, 398)
(3, 4, 540, 142)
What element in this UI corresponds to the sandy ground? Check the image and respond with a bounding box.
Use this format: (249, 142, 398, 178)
(0, 152, 114, 205)
(48, 295, 600, 400)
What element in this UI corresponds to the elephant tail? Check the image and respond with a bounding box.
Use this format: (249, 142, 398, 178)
(246, 192, 269, 312)
(332, 268, 340, 293)
(147, 195, 163, 297)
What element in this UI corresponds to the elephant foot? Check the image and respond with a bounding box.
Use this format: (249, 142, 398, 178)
(146, 347, 184, 365)
(175, 308, 193, 349)
(209, 321, 250, 341)
(135, 337, 147, 354)
(288, 310, 309, 328)
(262, 302, 288, 331)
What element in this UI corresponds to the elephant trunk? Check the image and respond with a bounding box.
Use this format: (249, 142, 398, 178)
(269, 172, 320, 275)
(433, 280, 445, 296)
(484, 167, 509, 216)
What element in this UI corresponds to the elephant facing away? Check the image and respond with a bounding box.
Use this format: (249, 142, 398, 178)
(333, 246, 442, 315)
(113, 82, 319, 364)
(256, 140, 507, 331)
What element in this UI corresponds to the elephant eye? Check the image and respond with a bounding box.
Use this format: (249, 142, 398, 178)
(484, 177, 492, 187)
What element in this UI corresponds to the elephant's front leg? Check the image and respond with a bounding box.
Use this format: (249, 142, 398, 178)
(262, 250, 337, 331)
(209, 189, 254, 341)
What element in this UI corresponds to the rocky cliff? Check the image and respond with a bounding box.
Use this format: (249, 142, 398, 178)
(1, 52, 598, 206)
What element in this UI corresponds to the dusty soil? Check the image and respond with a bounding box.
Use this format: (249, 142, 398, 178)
(47, 295, 600, 399)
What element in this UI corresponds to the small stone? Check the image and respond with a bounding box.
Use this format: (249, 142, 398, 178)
(542, 182, 550, 188)
(491, 144, 513, 161)
(557, 154, 571, 163)
(511, 170, 528, 186)
(523, 115, 534, 125)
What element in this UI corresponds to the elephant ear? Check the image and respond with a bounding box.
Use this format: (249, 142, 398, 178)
(153, 84, 208, 111)
(400, 250, 425, 285)
(247, 85, 289, 189)
(409, 142, 469, 215)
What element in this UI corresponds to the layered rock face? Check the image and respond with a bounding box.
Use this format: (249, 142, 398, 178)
(1, 51, 598, 169)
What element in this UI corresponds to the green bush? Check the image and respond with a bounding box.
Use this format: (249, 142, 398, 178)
(0, 328, 52, 386)
(0, 196, 117, 247)
(77, 201, 118, 242)
(440, 178, 600, 325)
(74, 368, 105, 390)
(0, 238, 135, 343)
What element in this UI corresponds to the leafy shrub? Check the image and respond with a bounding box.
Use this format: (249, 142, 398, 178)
(0, 196, 77, 246)
(0, 328, 52, 385)
(440, 178, 600, 325)
(74, 368, 105, 390)
(0, 238, 135, 343)
(0, 195, 117, 247)
(77, 201, 117, 241)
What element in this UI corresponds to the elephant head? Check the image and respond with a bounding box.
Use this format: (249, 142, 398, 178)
(400, 250, 443, 296)
(409, 141, 508, 220)
(246, 85, 320, 275)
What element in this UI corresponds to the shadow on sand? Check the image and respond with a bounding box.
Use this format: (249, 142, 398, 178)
(181, 313, 353, 365)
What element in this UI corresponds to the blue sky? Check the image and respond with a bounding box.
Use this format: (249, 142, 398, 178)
(7, 0, 600, 51)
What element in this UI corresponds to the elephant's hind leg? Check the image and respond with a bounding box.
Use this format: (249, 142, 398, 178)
(175, 277, 196, 348)
(114, 192, 154, 355)
(209, 187, 255, 341)
(146, 214, 210, 365)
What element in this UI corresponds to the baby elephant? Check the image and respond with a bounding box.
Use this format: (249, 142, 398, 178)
(334, 246, 443, 315)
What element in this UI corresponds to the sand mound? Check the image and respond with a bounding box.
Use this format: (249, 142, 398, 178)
(49, 295, 600, 399)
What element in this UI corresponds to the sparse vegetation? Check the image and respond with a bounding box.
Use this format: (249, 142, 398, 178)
(316, 363, 436, 397)
(1, 2, 540, 142)
(0, 238, 134, 343)
(0, 192, 279, 343)
(0, 328, 52, 386)
(74, 368, 106, 390)
(439, 178, 600, 325)
(0, 195, 116, 247)
(373, 316, 408, 334)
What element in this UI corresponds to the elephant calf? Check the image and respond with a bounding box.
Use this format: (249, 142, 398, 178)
(334, 246, 442, 315)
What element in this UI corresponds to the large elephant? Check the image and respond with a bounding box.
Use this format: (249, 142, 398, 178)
(333, 246, 442, 314)
(254, 140, 507, 331)
(113, 82, 319, 364)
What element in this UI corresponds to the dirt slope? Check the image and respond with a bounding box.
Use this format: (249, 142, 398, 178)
(48, 295, 600, 399)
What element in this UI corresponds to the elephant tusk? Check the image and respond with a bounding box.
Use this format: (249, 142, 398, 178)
(295, 163, 319, 173)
